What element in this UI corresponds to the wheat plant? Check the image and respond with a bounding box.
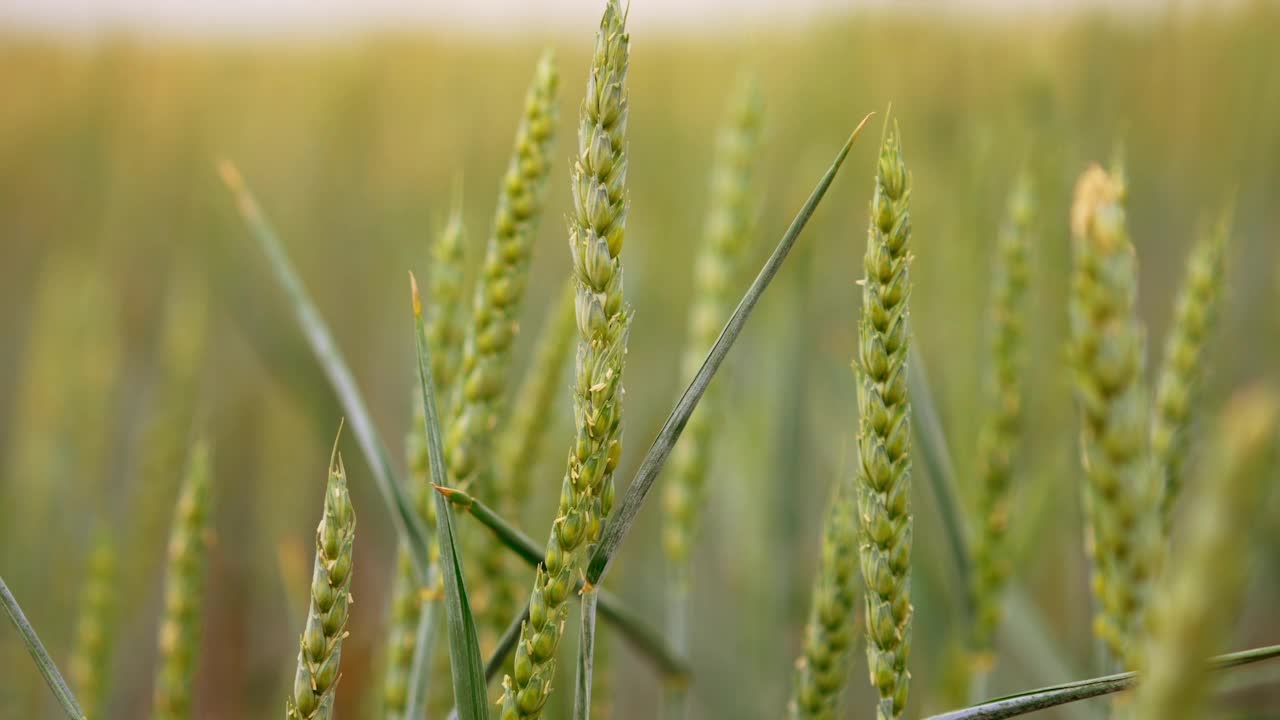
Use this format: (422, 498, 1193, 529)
(1152, 211, 1229, 530)
(855, 118, 914, 720)
(67, 532, 117, 720)
(152, 441, 213, 720)
(287, 447, 357, 720)
(496, 2, 629, 717)
(790, 475, 860, 720)
(1132, 388, 1278, 720)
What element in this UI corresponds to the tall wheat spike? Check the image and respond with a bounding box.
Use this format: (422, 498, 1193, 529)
(1068, 164, 1163, 669)
(1132, 388, 1277, 720)
(855, 119, 914, 720)
(439, 51, 560, 644)
(497, 3, 629, 717)
(383, 202, 467, 719)
(68, 532, 118, 720)
(1151, 211, 1229, 530)
(661, 76, 764, 670)
(968, 175, 1033, 661)
(790, 475, 860, 720)
(286, 449, 357, 720)
(152, 442, 213, 720)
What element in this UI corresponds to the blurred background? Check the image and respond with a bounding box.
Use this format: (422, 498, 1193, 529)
(2, 0, 1279, 718)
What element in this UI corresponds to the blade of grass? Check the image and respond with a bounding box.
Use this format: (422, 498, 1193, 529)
(1, 576, 87, 720)
(412, 275, 487, 720)
(219, 162, 433, 582)
(586, 114, 875, 586)
(575, 587, 600, 720)
(436, 485, 689, 679)
(923, 644, 1280, 720)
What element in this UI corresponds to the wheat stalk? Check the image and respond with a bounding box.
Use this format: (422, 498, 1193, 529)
(855, 118, 914, 720)
(1067, 164, 1162, 670)
(790, 475, 860, 720)
(152, 441, 213, 720)
(383, 198, 468, 719)
(287, 449, 357, 720)
(68, 531, 117, 720)
(1131, 387, 1278, 720)
(968, 175, 1033, 662)
(1152, 210, 1229, 531)
(496, 3, 629, 717)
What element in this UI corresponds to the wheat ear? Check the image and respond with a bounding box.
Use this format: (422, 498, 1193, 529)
(855, 119, 914, 720)
(496, 3, 629, 717)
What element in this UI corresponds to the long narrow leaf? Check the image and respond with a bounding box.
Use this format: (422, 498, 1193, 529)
(412, 275, 488, 720)
(219, 162, 433, 581)
(924, 644, 1280, 720)
(1, 576, 87, 720)
(585, 114, 875, 586)
(437, 485, 689, 679)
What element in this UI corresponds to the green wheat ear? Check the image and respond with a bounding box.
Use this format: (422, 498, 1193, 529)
(790, 474, 860, 720)
(68, 531, 118, 720)
(1132, 387, 1278, 720)
(855, 117, 914, 720)
(287, 450, 357, 720)
(1067, 164, 1163, 670)
(497, 2, 629, 718)
(662, 73, 764, 656)
(152, 441, 213, 720)
(1152, 209, 1229, 530)
(968, 174, 1033, 662)
(383, 195, 467, 720)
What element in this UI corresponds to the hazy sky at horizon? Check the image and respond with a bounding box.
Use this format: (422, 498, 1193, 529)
(2, 0, 1178, 36)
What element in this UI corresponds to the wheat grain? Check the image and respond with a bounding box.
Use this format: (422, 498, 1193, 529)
(855, 119, 914, 720)
(1152, 211, 1229, 530)
(287, 450, 357, 720)
(152, 441, 213, 720)
(1131, 387, 1278, 720)
(497, 3, 629, 717)
(790, 475, 859, 720)
(1067, 164, 1162, 670)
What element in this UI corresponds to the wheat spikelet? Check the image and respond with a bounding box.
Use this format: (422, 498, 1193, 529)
(497, 3, 629, 717)
(790, 475, 859, 720)
(287, 451, 357, 720)
(152, 442, 213, 720)
(383, 198, 467, 719)
(855, 119, 914, 720)
(661, 76, 764, 662)
(1152, 211, 1229, 530)
(1068, 164, 1162, 669)
(1131, 388, 1278, 720)
(68, 532, 117, 720)
(968, 175, 1033, 660)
